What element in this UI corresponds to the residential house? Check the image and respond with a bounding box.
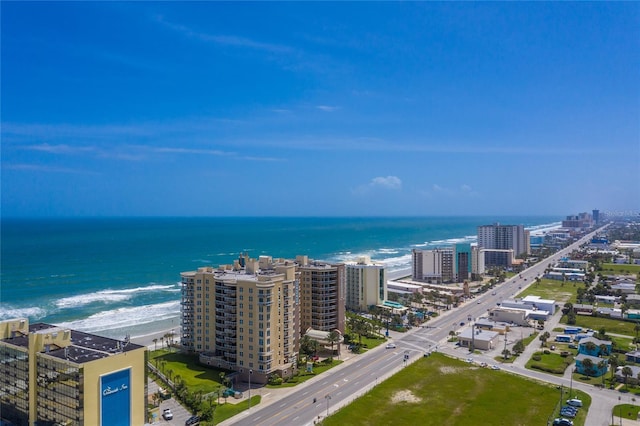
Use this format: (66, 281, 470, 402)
(575, 353, 608, 377)
(578, 337, 612, 357)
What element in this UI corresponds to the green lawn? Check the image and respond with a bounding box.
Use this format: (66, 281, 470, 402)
(266, 360, 343, 388)
(613, 404, 640, 420)
(560, 315, 637, 337)
(214, 396, 261, 424)
(517, 279, 581, 303)
(601, 263, 640, 274)
(149, 350, 224, 394)
(323, 353, 590, 426)
(526, 351, 574, 375)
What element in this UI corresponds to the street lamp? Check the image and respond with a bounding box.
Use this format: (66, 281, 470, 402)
(248, 369, 253, 410)
(325, 394, 331, 417)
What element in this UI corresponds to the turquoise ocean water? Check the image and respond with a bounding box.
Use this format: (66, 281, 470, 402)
(0, 216, 560, 339)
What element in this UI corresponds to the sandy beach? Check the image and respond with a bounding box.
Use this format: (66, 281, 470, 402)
(131, 326, 181, 351)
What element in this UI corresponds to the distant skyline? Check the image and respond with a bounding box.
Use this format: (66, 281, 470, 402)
(2, 2, 638, 217)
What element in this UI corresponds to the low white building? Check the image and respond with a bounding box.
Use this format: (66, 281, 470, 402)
(457, 328, 500, 351)
(488, 307, 529, 326)
(521, 295, 556, 314)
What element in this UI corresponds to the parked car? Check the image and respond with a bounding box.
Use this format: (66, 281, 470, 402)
(163, 408, 173, 420)
(491, 365, 500, 370)
(185, 416, 201, 426)
(560, 407, 577, 418)
(553, 418, 573, 426)
(566, 398, 583, 407)
(385, 343, 397, 349)
(466, 357, 474, 363)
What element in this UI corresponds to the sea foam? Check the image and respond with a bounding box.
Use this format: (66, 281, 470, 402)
(55, 283, 177, 309)
(55, 301, 181, 334)
(0, 305, 47, 321)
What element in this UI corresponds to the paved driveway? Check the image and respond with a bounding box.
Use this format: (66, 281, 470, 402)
(148, 378, 193, 425)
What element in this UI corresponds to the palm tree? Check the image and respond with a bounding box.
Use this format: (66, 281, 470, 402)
(152, 338, 158, 351)
(599, 344, 609, 356)
(581, 358, 594, 377)
(327, 330, 341, 356)
(584, 341, 597, 355)
(634, 322, 640, 339)
(160, 336, 165, 349)
(597, 360, 608, 386)
(622, 366, 633, 389)
(609, 354, 620, 382)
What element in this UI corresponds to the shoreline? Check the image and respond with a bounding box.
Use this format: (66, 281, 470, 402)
(130, 326, 181, 350)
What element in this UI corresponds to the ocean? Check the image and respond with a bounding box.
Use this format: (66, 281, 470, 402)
(0, 216, 560, 340)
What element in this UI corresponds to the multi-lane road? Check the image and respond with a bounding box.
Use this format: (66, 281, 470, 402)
(226, 226, 610, 426)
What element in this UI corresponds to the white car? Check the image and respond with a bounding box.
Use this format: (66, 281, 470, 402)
(491, 365, 500, 370)
(466, 358, 474, 363)
(566, 398, 582, 407)
(163, 408, 173, 420)
(385, 343, 397, 349)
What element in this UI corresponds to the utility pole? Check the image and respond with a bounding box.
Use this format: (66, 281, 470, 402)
(503, 331, 508, 359)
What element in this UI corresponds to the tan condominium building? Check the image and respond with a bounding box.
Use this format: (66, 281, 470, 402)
(180, 255, 299, 384)
(345, 256, 387, 311)
(0, 318, 147, 426)
(296, 255, 346, 334)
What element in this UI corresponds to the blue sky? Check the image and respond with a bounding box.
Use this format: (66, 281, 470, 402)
(2, 2, 638, 217)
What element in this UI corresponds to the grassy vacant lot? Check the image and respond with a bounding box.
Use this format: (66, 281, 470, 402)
(601, 263, 640, 274)
(149, 350, 224, 394)
(323, 353, 589, 426)
(613, 404, 640, 420)
(517, 279, 579, 303)
(559, 315, 637, 337)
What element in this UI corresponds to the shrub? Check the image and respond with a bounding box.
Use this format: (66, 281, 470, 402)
(532, 354, 542, 361)
(544, 350, 551, 355)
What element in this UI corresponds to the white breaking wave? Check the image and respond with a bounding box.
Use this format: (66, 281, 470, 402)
(55, 283, 177, 309)
(55, 301, 181, 333)
(0, 305, 47, 321)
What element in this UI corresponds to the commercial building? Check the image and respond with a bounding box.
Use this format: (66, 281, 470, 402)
(477, 223, 528, 258)
(457, 328, 500, 351)
(345, 256, 387, 311)
(0, 318, 147, 426)
(562, 212, 594, 229)
(181, 255, 299, 384)
(297, 256, 346, 334)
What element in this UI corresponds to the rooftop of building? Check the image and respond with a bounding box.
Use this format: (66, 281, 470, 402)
(1, 322, 144, 363)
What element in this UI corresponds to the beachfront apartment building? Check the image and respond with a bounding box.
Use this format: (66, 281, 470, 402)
(345, 256, 387, 311)
(471, 245, 485, 277)
(412, 244, 472, 284)
(180, 255, 299, 384)
(412, 248, 454, 283)
(477, 223, 529, 268)
(296, 256, 346, 334)
(0, 318, 147, 426)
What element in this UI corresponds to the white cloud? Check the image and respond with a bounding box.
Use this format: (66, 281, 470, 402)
(155, 15, 292, 54)
(352, 175, 402, 195)
(4, 163, 99, 174)
(316, 105, 340, 112)
(461, 184, 472, 192)
(433, 184, 444, 191)
(371, 176, 402, 190)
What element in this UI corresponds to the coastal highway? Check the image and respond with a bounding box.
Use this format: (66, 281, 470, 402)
(226, 226, 607, 426)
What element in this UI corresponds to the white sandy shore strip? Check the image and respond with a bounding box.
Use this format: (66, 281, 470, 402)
(131, 327, 181, 351)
